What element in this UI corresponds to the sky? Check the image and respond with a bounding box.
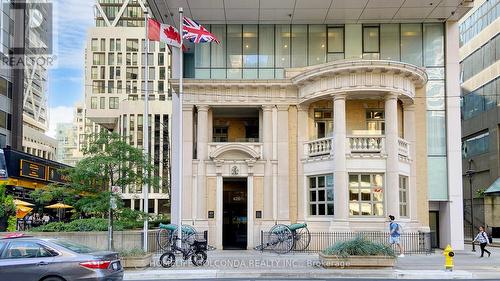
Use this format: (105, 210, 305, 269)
(46, 0, 95, 137)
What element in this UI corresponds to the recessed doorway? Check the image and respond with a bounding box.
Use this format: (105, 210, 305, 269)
(223, 178, 247, 250)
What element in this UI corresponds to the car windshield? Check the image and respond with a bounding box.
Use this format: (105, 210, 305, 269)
(51, 239, 96, 254)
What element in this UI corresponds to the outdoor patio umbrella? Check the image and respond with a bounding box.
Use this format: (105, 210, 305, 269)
(45, 203, 73, 222)
(45, 203, 73, 209)
(13, 199, 34, 206)
(16, 205, 33, 219)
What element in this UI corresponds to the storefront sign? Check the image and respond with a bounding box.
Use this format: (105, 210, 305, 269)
(20, 160, 46, 181)
(47, 166, 69, 183)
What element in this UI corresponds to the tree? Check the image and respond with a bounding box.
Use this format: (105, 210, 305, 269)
(0, 183, 16, 232)
(32, 131, 159, 248)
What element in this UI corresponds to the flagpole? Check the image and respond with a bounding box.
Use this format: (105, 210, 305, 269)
(176, 7, 184, 248)
(143, 10, 150, 252)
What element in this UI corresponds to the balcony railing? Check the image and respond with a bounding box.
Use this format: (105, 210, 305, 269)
(304, 137, 333, 157)
(348, 136, 385, 153)
(398, 138, 410, 158)
(304, 136, 411, 160)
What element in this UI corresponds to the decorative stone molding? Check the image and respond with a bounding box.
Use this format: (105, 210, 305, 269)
(197, 105, 209, 112)
(291, 60, 427, 104)
(171, 60, 427, 106)
(208, 142, 263, 160)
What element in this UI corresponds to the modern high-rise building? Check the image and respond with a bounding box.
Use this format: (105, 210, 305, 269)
(459, 0, 500, 238)
(0, 3, 13, 149)
(55, 103, 102, 166)
(85, 0, 171, 215)
(150, 0, 474, 250)
(20, 1, 56, 160)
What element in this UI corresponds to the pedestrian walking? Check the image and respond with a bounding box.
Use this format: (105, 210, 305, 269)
(388, 215, 404, 257)
(473, 226, 491, 258)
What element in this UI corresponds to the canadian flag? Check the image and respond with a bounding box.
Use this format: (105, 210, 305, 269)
(148, 18, 181, 48)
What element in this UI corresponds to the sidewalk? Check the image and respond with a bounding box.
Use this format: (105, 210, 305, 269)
(124, 244, 500, 280)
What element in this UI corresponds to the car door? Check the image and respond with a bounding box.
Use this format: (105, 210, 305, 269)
(0, 240, 55, 281)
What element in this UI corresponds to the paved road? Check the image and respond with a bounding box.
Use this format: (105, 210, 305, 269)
(137, 279, 497, 281)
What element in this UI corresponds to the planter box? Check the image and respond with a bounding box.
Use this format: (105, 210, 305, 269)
(121, 253, 152, 268)
(319, 252, 395, 268)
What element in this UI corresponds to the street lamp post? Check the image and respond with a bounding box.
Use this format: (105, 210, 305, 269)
(465, 159, 476, 252)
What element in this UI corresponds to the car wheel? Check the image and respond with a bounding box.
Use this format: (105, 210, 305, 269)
(41, 276, 65, 281)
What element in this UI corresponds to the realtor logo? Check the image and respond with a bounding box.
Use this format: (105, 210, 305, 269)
(8, 1, 53, 55)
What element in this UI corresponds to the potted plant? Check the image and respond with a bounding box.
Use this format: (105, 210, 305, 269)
(319, 236, 396, 268)
(119, 248, 153, 269)
(0, 184, 15, 232)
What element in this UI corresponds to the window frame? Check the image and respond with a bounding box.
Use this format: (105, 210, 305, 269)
(399, 175, 409, 218)
(362, 25, 380, 54)
(308, 174, 334, 216)
(348, 173, 385, 217)
(0, 241, 59, 259)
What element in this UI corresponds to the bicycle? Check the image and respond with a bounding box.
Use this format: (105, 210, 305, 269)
(159, 235, 208, 268)
(157, 223, 197, 251)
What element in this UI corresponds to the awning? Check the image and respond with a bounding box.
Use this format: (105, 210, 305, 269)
(484, 178, 500, 195)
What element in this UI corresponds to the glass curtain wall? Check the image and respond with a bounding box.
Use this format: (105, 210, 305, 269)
(191, 23, 446, 81)
(422, 23, 448, 200)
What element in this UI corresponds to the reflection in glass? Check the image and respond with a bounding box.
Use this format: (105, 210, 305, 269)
(401, 24, 422, 66)
(243, 25, 258, 68)
(291, 25, 307, 67)
(423, 23, 444, 67)
(309, 25, 326, 65)
(276, 25, 290, 68)
(259, 25, 274, 68)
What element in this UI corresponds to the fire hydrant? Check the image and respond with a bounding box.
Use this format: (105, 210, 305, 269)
(443, 244, 455, 271)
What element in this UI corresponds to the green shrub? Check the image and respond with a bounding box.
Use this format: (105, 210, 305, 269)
(118, 248, 147, 257)
(322, 236, 395, 258)
(149, 214, 170, 228)
(7, 216, 16, 232)
(30, 218, 144, 232)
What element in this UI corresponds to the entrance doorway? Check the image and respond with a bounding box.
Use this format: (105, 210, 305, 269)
(429, 211, 440, 248)
(223, 178, 247, 249)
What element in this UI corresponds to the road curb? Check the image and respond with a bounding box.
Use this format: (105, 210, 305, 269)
(123, 269, 480, 280)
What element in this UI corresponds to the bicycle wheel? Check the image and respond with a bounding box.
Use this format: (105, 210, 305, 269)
(269, 224, 294, 254)
(191, 251, 207, 266)
(172, 225, 197, 250)
(159, 252, 176, 268)
(293, 227, 311, 251)
(157, 229, 172, 250)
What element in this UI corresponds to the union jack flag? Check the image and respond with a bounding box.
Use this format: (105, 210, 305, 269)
(182, 16, 220, 44)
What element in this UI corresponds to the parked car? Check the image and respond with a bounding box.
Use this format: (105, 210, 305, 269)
(0, 234, 123, 281)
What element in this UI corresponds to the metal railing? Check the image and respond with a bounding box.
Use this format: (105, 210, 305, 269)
(259, 231, 432, 255)
(27, 230, 208, 254)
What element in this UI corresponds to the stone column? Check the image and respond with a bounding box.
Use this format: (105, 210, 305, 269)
(197, 105, 209, 219)
(296, 105, 308, 221)
(333, 94, 348, 221)
(246, 159, 255, 249)
(404, 104, 417, 220)
(215, 160, 223, 249)
(262, 105, 274, 220)
(276, 105, 290, 221)
(154, 199, 159, 215)
(385, 93, 400, 218)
